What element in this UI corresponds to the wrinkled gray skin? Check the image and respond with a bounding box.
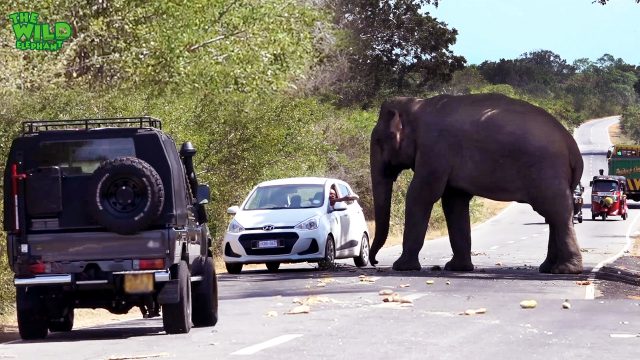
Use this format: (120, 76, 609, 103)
(369, 93, 584, 274)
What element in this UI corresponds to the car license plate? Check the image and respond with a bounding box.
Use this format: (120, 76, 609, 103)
(124, 273, 154, 294)
(257, 240, 279, 248)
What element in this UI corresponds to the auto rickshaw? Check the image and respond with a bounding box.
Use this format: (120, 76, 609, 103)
(590, 172, 628, 221)
(573, 183, 584, 223)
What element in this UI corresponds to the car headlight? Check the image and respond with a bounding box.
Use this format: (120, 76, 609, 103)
(295, 217, 319, 231)
(227, 219, 245, 233)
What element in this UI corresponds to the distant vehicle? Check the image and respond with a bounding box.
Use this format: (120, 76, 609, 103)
(607, 144, 640, 201)
(573, 183, 584, 223)
(3, 118, 217, 340)
(222, 177, 370, 274)
(590, 173, 628, 221)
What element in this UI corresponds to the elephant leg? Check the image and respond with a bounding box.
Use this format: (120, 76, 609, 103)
(441, 187, 474, 271)
(533, 191, 583, 274)
(392, 176, 444, 271)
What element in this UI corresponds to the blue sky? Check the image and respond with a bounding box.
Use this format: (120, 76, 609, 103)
(428, 0, 640, 65)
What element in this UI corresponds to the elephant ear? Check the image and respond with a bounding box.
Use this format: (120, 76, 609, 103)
(389, 109, 403, 150)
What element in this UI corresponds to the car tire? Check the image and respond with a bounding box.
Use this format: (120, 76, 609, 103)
(225, 262, 243, 274)
(353, 233, 370, 267)
(622, 212, 628, 220)
(578, 216, 583, 223)
(162, 260, 192, 334)
(592, 214, 596, 221)
(191, 256, 218, 328)
(48, 307, 74, 332)
(601, 213, 607, 221)
(265, 262, 280, 272)
(318, 235, 335, 271)
(16, 287, 48, 340)
(87, 157, 165, 235)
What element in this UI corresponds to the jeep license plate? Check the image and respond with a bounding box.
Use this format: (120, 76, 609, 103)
(124, 273, 154, 294)
(257, 240, 279, 248)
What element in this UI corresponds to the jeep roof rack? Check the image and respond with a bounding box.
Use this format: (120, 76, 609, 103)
(22, 116, 162, 135)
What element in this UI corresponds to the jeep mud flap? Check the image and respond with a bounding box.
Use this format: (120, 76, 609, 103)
(157, 274, 202, 305)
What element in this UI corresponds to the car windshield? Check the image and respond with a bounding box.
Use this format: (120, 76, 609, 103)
(593, 180, 618, 192)
(243, 184, 325, 210)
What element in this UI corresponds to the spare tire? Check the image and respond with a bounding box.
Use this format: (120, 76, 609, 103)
(87, 157, 164, 234)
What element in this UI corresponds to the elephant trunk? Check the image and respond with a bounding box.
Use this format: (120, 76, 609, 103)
(369, 152, 395, 266)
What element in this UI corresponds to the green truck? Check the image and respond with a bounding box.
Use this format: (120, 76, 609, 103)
(607, 144, 640, 201)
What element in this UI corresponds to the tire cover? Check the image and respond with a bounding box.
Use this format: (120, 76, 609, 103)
(87, 157, 164, 234)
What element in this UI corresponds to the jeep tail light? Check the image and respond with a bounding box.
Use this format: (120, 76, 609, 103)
(137, 259, 165, 270)
(29, 262, 49, 274)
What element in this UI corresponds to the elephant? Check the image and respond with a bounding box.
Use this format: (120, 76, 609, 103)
(368, 93, 584, 274)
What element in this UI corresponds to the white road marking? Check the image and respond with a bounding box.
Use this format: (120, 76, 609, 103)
(520, 236, 528, 240)
(231, 334, 303, 356)
(489, 245, 499, 250)
(507, 241, 515, 244)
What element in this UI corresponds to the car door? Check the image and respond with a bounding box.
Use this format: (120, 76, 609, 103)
(336, 183, 353, 256)
(327, 184, 343, 254)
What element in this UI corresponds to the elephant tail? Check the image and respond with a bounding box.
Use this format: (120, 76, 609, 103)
(569, 146, 584, 191)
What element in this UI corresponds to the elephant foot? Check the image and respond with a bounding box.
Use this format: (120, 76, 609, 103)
(444, 259, 474, 272)
(392, 258, 422, 271)
(538, 259, 554, 273)
(539, 258, 583, 274)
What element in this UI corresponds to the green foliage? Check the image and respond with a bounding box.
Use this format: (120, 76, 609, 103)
(0, 0, 326, 94)
(620, 105, 640, 143)
(304, 0, 465, 106)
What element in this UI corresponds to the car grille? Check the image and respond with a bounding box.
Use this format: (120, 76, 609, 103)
(238, 232, 299, 255)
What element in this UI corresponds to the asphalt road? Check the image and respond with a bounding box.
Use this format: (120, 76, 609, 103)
(1, 117, 639, 360)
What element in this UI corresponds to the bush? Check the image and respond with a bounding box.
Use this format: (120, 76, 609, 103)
(620, 105, 640, 143)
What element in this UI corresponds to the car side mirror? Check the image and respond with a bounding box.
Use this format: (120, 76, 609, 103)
(332, 202, 347, 212)
(197, 184, 210, 204)
(227, 205, 240, 215)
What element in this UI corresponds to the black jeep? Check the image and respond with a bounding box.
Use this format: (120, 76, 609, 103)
(3, 117, 217, 339)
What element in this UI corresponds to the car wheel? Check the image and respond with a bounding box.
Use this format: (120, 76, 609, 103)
(318, 235, 335, 271)
(162, 260, 192, 334)
(353, 233, 370, 267)
(16, 287, 48, 340)
(48, 307, 74, 332)
(225, 262, 243, 274)
(601, 213, 607, 221)
(191, 256, 218, 328)
(87, 157, 164, 235)
(578, 216, 583, 223)
(265, 262, 280, 272)
(622, 212, 628, 220)
(592, 214, 596, 221)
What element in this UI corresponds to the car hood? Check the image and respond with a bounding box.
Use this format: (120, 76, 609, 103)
(233, 208, 324, 228)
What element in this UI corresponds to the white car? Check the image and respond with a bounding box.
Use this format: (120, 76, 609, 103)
(222, 177, 370, 274)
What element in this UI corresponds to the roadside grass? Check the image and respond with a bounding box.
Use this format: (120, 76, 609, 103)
(609, 122, 632, 145)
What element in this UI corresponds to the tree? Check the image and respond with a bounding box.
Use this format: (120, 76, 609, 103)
(478, 50, 575, 96)
(595, 0, 640, 4)
(0, 0, 326, 94)
(305, 0, 465, 106)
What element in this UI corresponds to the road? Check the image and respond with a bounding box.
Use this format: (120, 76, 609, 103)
(2, 116, 639, 359)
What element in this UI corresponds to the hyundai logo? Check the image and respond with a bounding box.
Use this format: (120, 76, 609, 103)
(263, 225, 275, 231)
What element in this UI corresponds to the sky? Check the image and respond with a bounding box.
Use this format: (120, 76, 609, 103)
(427, 0, 640, 65)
